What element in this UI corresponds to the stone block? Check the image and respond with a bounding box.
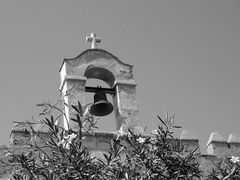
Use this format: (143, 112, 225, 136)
(228, 133, 240, 156)
(10, 131, 31, 146)
(180, 130, 200, 154)
(206, 132, 229, 157)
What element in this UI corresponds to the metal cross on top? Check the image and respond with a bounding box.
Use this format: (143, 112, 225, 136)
(86, 33, 101, 49)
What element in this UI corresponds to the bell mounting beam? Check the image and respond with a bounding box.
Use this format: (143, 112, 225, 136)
(85, 86, 116, 95)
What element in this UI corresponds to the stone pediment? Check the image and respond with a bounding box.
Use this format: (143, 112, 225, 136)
(60, 49, 134, 87)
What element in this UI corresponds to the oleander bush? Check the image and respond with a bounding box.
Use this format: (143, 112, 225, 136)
(3, 101, 240, 179)
(207, 156, 240, 180)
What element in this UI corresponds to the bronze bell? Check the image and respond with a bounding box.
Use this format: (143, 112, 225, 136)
(90, 91, 114, 116)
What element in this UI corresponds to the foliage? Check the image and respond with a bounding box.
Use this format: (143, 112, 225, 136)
(3, 101, 204, 180)
(207, 156, 240, 180)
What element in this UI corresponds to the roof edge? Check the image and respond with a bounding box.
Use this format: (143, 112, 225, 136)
(59, 49, 133, 72)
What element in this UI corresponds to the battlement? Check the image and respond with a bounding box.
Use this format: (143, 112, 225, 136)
(1, 127, 240, 178)
(180, 130, 240, 157)
(8, 128, 240, 157)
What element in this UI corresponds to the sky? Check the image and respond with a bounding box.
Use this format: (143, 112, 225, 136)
(0, 0, 240, 153)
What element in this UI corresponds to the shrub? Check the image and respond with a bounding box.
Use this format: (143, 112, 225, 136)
(4, 102, 203, 180)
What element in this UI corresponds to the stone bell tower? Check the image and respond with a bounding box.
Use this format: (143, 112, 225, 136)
(59, 33, 142, 133)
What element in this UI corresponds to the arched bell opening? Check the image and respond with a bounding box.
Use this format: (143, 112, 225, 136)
(84, 66, 117, 132)
(84, 66, 115, 88)
(85, 79, 116, 132)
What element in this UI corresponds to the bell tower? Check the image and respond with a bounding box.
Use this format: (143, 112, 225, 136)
(59, 33, 142, 133)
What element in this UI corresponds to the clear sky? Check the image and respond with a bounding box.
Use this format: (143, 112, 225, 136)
(0, 0, 240, 153)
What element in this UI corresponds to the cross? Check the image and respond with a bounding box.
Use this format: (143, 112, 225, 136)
(86, 33, 101, 49)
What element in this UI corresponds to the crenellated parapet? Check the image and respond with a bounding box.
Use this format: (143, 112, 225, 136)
(1, 127, 240, 178)
(206, 132, 240, 157)
(7, 127, 240, 157)
(180, 131, 240, 176)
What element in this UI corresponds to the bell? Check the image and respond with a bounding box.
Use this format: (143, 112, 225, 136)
(90, 91, 114, 116)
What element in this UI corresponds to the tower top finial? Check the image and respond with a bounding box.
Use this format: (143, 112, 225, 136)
(86, 33, 101, 49)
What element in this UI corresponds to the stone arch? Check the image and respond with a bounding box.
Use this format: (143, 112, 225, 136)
(84, 65, 115, 87)
(59, 49, 135, 87)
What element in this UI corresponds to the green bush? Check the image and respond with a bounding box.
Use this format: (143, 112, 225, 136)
(6, 101, 239, 179)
